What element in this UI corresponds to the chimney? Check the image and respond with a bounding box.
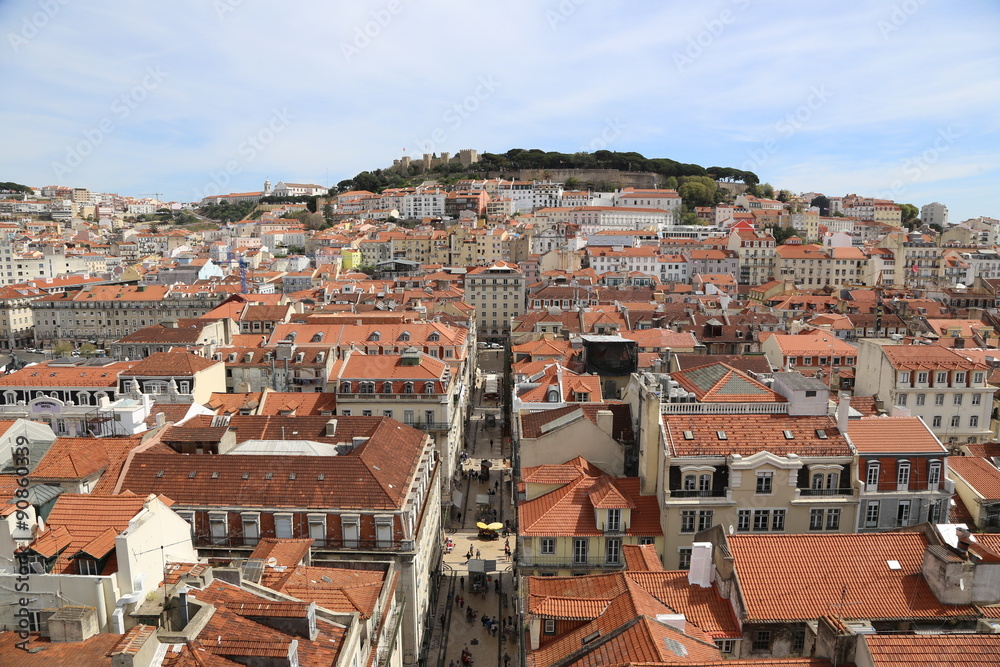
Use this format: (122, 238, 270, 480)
(155, 412, 166, 428)
(836, 391, 851, 433)
(325, 419, 338, 436)
(687, 542, 714, 588)
(48, 605, 99, 642)
(178, 586, 191, 627)
(595, 409, 614, 437)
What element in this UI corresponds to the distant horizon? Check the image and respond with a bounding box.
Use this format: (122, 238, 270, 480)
(2, 1, 997, 220)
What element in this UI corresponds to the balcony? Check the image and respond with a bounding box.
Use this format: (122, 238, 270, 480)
(660, 402, 789, 415)
(518, 555, 625, 569)
(406, 420, 453, 431)
(797, 488, 854, 497)
(196, 536, 410, 551)
(668, 488, 728, 499)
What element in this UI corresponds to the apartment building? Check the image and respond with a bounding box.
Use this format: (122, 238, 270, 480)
(32, 283, 229, 346)
(465, 260, 525, 337)
(773, 243, 869, 288)
(854, 340, 996, 444)
(0, 283, 45, 348)
(570, 206, 672, 235)
(848, 416, 952, 532)
(921, 201, 949, 227)
(727, 228, 776, 285)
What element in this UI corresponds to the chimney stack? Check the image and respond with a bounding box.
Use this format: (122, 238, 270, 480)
(837, 391, 851, 433)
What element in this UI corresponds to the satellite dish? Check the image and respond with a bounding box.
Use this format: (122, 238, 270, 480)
(266, 557, 278, 568)
(728, 525, 735, 535)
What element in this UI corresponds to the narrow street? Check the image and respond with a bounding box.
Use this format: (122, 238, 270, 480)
(426, 347, 516, 667)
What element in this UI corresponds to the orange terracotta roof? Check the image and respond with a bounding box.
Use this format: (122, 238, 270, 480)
(0, 632, 121, 665)
(249, 538, 313, 566)
(671, 362, 785, 403)
(622, 544, 663, 572)
(862, 633, 1000, 666)
(948, 457, 1000, 500)
(847, 417, 947, 454)
(664, 414, 850, 457)
(123, 351, 220, 377)
(0, 361, 135, 387)
(727, 533, 979, 622)
(260, 564, 388, 618)
(881, 344, 988, 371)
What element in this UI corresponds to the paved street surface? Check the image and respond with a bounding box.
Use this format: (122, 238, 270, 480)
(426, 347, 516, 667)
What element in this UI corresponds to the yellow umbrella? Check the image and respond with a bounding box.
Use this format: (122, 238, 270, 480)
(476, 522, 489, 529)
(487, 522, 503, 531)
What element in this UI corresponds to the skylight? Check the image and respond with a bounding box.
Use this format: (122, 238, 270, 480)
(783, 430, 795, 440)
(716, 431, 728, 440)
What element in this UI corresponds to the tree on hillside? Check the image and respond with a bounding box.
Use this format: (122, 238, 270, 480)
(766, 224, 799, 245)
(810, 195, 831, 217)
(900, 203, 919, 225)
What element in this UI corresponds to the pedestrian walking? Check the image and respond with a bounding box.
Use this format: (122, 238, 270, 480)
(460, 576, 465, 590)
(447, 592, 453, 605)
(504, 653, 511, 667)
(457, 511, 462, 523)
(494, 480, 499, 491)
(441, 614, 447, 628)
(476, 549, 481, 559)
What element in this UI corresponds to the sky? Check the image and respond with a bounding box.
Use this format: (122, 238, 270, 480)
(1, 0, 998, 221)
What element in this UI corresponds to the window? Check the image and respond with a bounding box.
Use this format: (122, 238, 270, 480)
(897, 501, 911, 526)
(543, 619, 556, 635)
(954, 394, 963, 406)
(916, 393, 925, 406)
(899, 372, 911, 383)
(897, 393, 907, 406)
(917, 372, 928, 383)
(678, 547, 692, 570)
(972, 393, 982, 405)
(928, 499, 944, 524)
(934, 394, 944, 406)
(342, 515, 360, 548)
(752, 631, 771, 652)
(866, 462, 879, 487)
(683, 474, 696, 491)
(638, 537, 655, 545)
(865, 501, 880, 528)
(897, 461, 910, 487)
(606, 538, 621, 565)
(573, 538, 588, 564)
(716, 639, 735, 655)
(607, 508, 621, 532)
(77, 558, 99, 575)
(792, 628, 806, 654)
(928, 461, 941, 490)
(809, 508, 824, 531)
(274, 513, 293, 539)
(308, 515, 326, 547)
(936, 372, 948, 385)
(209, 512, 228, 545)
(756, 472, 773, 494)
(950, 415, 960, 428)
(932, 416, 942, 427)
(737, 509, 751, 532)
(376, 517, 393, 548)
(753, 510, 770, 531)
(974, 372, 985, 384)
(680, 510, 696, 533)
(540, 538, 555, 554)
(698, 474, 712, 492)
(956, 372, 967, 384)
(771, 509, 786, 531)
(242, 513, 260, 546)
(697, 510, 714, 532)
(826, 509, 841, 530)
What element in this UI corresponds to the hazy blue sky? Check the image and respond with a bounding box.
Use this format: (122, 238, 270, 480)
(2, 1, 998, 220)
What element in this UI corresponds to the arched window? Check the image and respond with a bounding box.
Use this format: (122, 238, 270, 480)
(77, 392, 91, 406)
(683, 474, 696, 491)
(928, 460, 941, 490)
(866, 461, 879, 488)
(383, 381, 393, 394)
(403, 382, 414, 394)
(3, 391, 15, 405)
(424, 381, 435, 394)
(340, 381, 352, 393)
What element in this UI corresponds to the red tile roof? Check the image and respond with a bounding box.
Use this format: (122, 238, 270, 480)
(519, 463, 660, 538)
(248, 537, 313, 566)
(671, 362, 784, 403)
(0, 632, 121, 665)
(0, 361, 135, 387)
(862, 633, 1000, 667)
(519, 403, 633, 441)
(949, 457, 1000, 500)
(122, 351, 220, 377)
(880, 344, 989, 371)
(664, 414, 851, 457)
(726, 533, 980, 622)
(847, 417, 947, 454)
(260, 564, 389, 618)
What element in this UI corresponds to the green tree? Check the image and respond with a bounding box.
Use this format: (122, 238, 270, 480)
(777, 189, 791, 203)
(680, 211, 699, 225)
(899, 203, 919, 225)
(766, 224, 799, 245)
(322, 202, 335, 225)
(53, 340, 73, 357)
(564, 177, 580, 190)
(759, 183, 775, 199)
(79, 342, 97, 357)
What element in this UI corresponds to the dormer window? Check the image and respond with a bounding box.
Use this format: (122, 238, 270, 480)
(383, 381, 393, 393)
(312, 332, 324, 342)
(368, 331, 381, 342)
(340, 381, 352, 393)
(424, 381, 435, 394)
(428, 332, 440, 342)
(403, 382, 414, 394)
(399, 331, 410, 342)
